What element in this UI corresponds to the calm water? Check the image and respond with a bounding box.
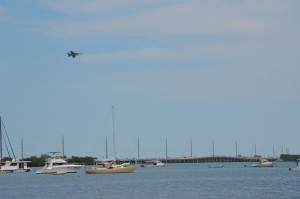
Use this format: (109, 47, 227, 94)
(0, 162, 299, 199)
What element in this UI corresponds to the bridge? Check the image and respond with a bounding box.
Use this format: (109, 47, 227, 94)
(116, 156, 279, 164)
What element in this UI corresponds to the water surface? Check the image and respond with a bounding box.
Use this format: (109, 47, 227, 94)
(0, 162, 299, 199)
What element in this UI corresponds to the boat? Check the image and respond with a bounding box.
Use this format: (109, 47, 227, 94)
(140, 160, 165, 167)
(250, 159, 273, 167)
(0, 159, 31, 172)
(36, 152, 81, 174)
(85, 105, 137, 174)
(208, 164, 224, 168)
(0, 116, 31, 172)
(86, 160, 137, 174)
(289, 159, 300, 171)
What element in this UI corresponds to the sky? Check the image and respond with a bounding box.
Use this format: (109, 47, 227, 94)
(0, 0, 299, 159)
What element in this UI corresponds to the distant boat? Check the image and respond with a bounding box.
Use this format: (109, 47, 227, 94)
(36, 152, 81, 174)
(208, 164, 224, 168)
(289, 159, 300, 171)
(140, 160, 165, 167)
(85, 106, 137, 174)
(250, 159, 273, 167)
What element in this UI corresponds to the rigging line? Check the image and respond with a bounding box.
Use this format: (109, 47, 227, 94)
(1, 120, 16, 159)
(2, 134, 12, 158)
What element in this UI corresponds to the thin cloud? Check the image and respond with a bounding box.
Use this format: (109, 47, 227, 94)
(50, 2, 270, 35)
(0, 5, 7, 21)
(42, 0, 178, 14)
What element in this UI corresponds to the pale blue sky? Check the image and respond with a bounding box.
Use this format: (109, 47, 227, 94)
(0, 0, 299, 159)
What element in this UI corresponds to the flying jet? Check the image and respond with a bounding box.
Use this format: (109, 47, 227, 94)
(67, 51, 82, 58)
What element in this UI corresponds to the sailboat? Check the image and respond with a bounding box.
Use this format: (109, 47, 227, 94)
(0, 116, 31, 173)
(86, 106, 137, 174)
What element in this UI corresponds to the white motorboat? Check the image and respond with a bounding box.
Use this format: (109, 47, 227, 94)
(140, 160, 165, 167)
(36, 152, 81, 174)
(0, 159, 31, 172)
(251, 159, 273, 167)
(289, 159, 300, 171)
(208, 164, 224, 168)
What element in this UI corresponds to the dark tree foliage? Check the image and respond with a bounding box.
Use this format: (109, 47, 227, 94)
(22, 154, 96, 167)
(67, 156, 96, 165)
(23, 156, 45, 167)
(1, 157, 12, 162)
(280, 154, 300, 161)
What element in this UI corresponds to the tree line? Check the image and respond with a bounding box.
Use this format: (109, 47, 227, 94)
(280, 154, 300, 161)
(1, 154, 97, 167)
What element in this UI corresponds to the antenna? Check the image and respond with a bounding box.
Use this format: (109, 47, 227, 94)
(190, 139, 193, 157)
(236, 141, 238, 157)
(105, 136, 108, 159)
(21, 138, 23, 160)
(212, 140, 215, 157)
(165, 138, 168, 158)
(62, 135, 64, 158)
(112, 105, 116, 159)
(138, 136, 140, 159)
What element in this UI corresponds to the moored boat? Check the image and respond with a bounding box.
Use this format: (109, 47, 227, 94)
(0, 159, 31, 172)
(36, 152, 81, 174)
(86, 105, 138, 174)
(250, 159, 273, 167)
(0, 116, 31, 172)
(86, 160, 137, 174)
(140, 160, 165, 167)
(209, 164, 224, 168)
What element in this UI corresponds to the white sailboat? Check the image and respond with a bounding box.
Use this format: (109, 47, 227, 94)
(0, 116, 31, 173)
(86, 105, 137, 174)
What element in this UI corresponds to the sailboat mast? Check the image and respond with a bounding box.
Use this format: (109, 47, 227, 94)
(21, 138, 23, 160)
(62, 135, 65, 158)
(138, 136, 140, 159)
(105, 136, 108, 159)
(112, 105, 116, 159)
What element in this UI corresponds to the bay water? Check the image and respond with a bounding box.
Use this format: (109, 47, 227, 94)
(0, 162, 299, 199)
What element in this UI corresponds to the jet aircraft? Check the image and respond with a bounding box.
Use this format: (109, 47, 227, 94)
(67, 51, 82, 58)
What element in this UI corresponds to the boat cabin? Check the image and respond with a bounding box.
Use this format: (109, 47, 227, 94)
(0, 159, 31, 172)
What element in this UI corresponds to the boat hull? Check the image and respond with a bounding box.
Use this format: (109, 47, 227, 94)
(86, 166, 137, 174)
(0, 170, 11, 174)
(36, 165, 81, 174)
(289, 166, 300, 171)
(209, 164, 224, 168)
(250, 163, 273, 167)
